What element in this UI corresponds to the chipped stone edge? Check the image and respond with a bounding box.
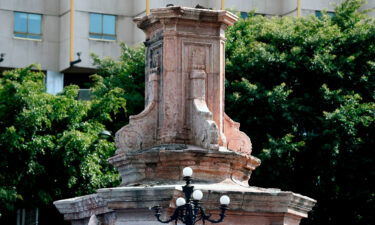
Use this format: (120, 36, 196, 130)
(54, 184, 316, 222)
(134, 6, 238, 30)
(96, 184, 316, 218)
(53, 194, 112, 220)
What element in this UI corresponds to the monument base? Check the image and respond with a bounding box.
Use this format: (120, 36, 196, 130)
(54, 182, 316, 225)
(54, 7, 317, 225)
(109, 145, 260, 186)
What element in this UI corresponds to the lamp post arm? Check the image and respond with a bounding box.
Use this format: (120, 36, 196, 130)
(152, 168, 229, 224)
(152, 206, 180, 224)
(201, 205, 228, 224)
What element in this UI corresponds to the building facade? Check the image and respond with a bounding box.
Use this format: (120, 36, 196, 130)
(0, 0, 374, 95)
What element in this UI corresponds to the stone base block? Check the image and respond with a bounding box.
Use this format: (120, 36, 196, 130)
(109, 145, 261, 186)
(54, 183, 316, 225)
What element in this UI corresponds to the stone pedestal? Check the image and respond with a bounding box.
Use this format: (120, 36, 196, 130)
(109, 145, 260, 186)
(54, 6, 316, 225)
(55, 184, 315, 225)
(116, 6, 251, 155)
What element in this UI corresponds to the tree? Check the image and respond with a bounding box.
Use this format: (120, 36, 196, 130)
(91, 43, 145, 132)
(0, 66, 124, 224)
(225, 0, 374, 224)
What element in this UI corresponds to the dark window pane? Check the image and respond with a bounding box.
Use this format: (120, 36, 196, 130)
(102, 35, 116, 40)
(240, 12, 248, 19)
(14, 12, 27, 33)
(103, 15, 115, 35)
(315, 11, 323, 18)
(15, 33, 27, 38)
(327, 12, 335, 17)
(27, 34, 41, 39)
(28, 14, 41, 34)
(315, 11, 335, 19)
(89, 34, 102, 39)
(90, 13, 102, 34)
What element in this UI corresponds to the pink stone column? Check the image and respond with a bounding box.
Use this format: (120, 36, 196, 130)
(116, 6, 252, 155)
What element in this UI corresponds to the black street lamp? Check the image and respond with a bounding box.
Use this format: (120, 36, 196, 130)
(151, 167, 230, 225)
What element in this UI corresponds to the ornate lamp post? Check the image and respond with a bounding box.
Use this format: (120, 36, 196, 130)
(151, 167, 230, 225)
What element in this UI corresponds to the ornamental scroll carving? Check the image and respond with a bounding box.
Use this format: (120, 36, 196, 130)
(224, 113, 252, 154)
(189, 45, 219, 150)
(115, 71, 159, 153)
(115, 37, 162, 153)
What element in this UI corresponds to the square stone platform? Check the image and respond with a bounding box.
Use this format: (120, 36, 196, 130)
(54, 182, 315, 225)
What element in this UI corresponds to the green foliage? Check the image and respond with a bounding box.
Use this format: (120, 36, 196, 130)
(91, 43, 145, 131)
(0, 66, 121, 217)
(0, 43, 144, 223)
(226, 0, 374, 224)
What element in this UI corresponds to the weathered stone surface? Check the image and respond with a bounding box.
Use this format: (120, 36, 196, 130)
(115, 6, 252, 155)
(54, 183, 316, 225)
(109, 145, 260, 186)
(53, 194, 112, 221)
(115, 70, 159, 153)
(88, 215, 99, 225)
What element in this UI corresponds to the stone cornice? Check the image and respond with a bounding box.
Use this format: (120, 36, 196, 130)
(53, 194, 112, 220)
(134, 6, 238, 30)
(54, 184, 315, 221)
(96, 184, 316, 219)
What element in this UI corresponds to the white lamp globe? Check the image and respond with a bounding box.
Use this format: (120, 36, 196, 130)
(176, 197, 186, 207)
(220, 195, 230, 205)
(182, 167, 193, 177)
(192, 190, 203, 201)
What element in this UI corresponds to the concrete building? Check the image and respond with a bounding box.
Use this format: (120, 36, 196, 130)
(0, 0, 374, 95)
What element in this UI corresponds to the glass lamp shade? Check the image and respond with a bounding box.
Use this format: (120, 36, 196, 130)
(176, 197, 186, 206)
(220, 195, 230, 205)
(182, 167, 193, 177)
(192, 190, 203, 200)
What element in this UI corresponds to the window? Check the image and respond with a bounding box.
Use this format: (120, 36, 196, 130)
(240, 12, 265, 19)
(16, 208, 39, 225)
(14, 12, 42, 39)
(240, 12, 249, 19)
(315, 10, 335, 18)
(89, 13, 116, 40)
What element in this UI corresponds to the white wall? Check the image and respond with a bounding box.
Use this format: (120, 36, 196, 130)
(0, 0, 59, 15)
(1, 0, 375, 72)
(302, 0, 343, 11)
(363, 0, 375, 17)
(46, 71, 64, 94)
(58, 0, 137, 71)
(59, 11, 70, 71)
(75, 0, 134, 16)
(0, 0, 60, 71)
